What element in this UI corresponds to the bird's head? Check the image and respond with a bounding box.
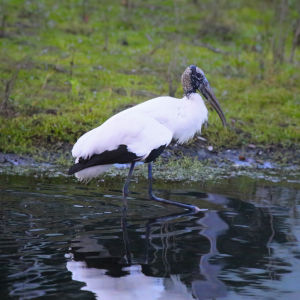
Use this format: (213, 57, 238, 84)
(181, 65, 227, 127)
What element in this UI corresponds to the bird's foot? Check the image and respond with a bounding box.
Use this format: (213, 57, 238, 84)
(148, 192, 201, 212)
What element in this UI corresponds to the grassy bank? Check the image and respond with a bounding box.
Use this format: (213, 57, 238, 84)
(0, 0, 299, 159)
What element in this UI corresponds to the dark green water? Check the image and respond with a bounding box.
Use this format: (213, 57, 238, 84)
(1, 172, 300, 300)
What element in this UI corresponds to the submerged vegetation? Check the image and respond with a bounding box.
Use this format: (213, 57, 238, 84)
(0, 0, 299, 160)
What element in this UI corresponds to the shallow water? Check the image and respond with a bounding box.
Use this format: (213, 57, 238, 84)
(1, 172, 300, 300)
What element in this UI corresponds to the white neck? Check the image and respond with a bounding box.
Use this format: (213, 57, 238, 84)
(171, 93, 208, 144)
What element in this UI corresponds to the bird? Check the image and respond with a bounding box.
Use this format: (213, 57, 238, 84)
(68, 65, 227, 212)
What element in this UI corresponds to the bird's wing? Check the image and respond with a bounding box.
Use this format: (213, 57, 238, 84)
(71, 112, 173, 163)
(122, 96, 181, 124)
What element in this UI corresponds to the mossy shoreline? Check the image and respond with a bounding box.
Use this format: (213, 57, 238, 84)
(1, 0, 299, 165)
(1, 137, 299, 175)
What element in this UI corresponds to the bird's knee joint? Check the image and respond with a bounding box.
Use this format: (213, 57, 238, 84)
(123, 188, 129, 198)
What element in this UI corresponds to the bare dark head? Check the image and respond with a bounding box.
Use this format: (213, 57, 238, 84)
(181, 65, 227, 127)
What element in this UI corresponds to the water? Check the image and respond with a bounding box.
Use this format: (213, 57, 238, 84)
(1, 172, 300, 300)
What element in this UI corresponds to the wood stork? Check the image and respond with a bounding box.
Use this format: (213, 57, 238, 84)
(68, 65, 227, 212)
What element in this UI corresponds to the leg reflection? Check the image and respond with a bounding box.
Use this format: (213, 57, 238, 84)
(142, 210, 202, 265)
(121, 211, 132, 264)
(122, 210, 201, 266)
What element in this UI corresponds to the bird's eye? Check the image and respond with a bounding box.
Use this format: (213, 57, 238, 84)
(196, 67, 202, 74)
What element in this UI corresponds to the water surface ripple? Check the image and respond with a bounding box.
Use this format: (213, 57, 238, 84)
(1, 175, 300, 300)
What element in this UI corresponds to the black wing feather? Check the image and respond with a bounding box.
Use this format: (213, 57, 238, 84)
(68, 145, 142, 175)
(144, 145, 166, 163)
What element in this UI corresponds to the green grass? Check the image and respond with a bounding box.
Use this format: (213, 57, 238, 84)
(0, 0, 299, 156)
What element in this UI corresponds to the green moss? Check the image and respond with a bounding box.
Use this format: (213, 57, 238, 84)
(0, 0, 299, 156)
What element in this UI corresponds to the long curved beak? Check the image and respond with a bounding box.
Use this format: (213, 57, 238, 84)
(199, 79, 227, 127)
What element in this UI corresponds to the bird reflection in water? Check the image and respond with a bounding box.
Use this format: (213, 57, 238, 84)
(66, 208, 229, 300)
(192, 211, 228, 299)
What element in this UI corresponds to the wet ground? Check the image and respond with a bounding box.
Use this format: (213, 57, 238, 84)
(1, 169, 300, 300)
(1, 137, 300, 170)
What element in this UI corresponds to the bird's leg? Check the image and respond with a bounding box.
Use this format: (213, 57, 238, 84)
(122, 162, 136, 210)
(148, 162, 200, 212)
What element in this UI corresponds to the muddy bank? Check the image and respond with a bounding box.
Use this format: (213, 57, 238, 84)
(164, 139, 300, 168)
(0, 152, 36, 167)
(1, 138, 299, 174)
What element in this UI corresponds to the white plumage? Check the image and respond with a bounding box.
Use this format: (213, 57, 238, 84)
(69, 65, 226, 211)
(72, 93, 208, 181)
(67, 261, 193, 300)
